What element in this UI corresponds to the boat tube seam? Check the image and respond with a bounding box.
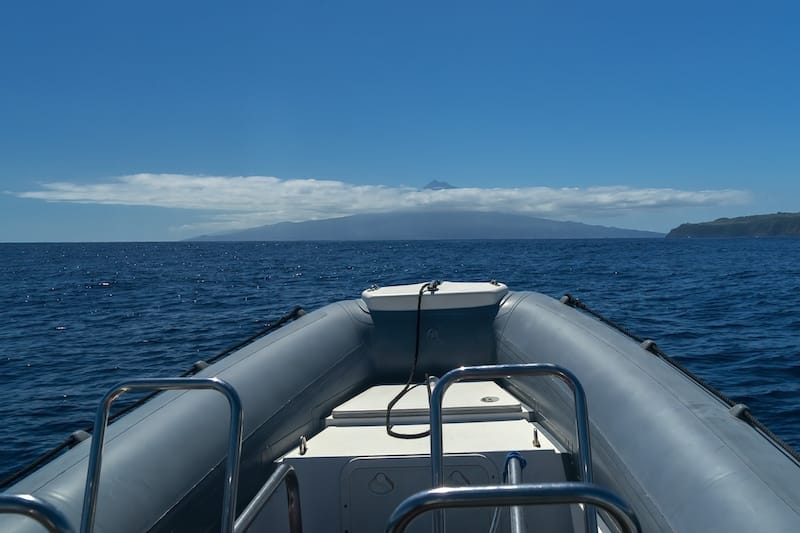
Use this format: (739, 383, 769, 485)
(561, 294, 800, 466)
(509, 294, 791, 455)
(120, 304, 371, 531)
(499, 293, 800, 524)
(498, 350, 800, 521)
(496, 337, 671, 531)
(500, 298, 800, 495)
(0, 307, 306, 491)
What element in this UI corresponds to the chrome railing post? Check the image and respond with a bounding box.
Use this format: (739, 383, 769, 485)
(506, 456, 526, 533)
(234, 463, 303, 533)
(386, 482, 640, 533)
(430, 363, 595, 532)
(80, 377, 243, 533)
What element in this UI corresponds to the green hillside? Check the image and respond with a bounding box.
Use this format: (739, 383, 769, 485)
(667, 212, 800, 238)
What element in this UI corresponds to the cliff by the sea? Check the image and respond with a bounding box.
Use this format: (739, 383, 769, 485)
(667, 212, 800, 238)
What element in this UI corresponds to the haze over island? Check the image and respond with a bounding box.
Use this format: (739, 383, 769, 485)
(10, 176, 752, 241)
(184, 181, 800, 240)
(185, 181, 660, 240)
(2, 3, 797, 242)
(187, 182, 798, 241)
(9, 173, 795, 241)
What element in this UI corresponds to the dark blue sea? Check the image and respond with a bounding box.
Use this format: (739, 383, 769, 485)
(2, 240, 799, 481)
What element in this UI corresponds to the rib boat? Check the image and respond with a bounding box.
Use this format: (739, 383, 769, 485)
(2, 281, 799, 532)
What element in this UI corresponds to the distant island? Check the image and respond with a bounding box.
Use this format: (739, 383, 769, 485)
(190, 211, 664, 241)
(667, 212, 800, 238)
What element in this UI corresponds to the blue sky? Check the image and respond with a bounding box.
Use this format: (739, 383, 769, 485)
(1, 1, 798, 242)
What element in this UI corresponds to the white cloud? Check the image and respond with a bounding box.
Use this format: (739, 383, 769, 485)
(16, 173, 751, 233)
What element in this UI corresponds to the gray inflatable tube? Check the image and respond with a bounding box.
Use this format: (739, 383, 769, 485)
(494, 292, 800, 532)
(3, 301, 376, 532)
(3, 291, 800, 532)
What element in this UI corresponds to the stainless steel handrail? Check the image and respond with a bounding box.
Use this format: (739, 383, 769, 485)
(430, 363, 595, 532)
(80, 377, 243, 533)
(385, 482, 641, 533)
(0, 494, 76, 533)
(234, 463, 303, 533)
(506, 456, 526, 533)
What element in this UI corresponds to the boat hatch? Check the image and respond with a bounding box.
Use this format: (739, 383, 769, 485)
(329, 381, 524, 426)
(361, 281, 509, 312)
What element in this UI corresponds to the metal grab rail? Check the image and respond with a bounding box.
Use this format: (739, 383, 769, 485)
(430, 363, 595, 532)
(506, 456, 526, 533)
(385, 482, 641, 533)
(80, 378, 243, 533)
(234, 463, 303, 533)
(0, 494, 76, 533)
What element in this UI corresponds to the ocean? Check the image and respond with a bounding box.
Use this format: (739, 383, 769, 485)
(1, 239, 799, 481)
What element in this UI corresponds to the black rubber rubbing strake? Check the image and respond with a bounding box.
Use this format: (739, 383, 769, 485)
(0, 306, 306, 490)
(560, 293, 800, 464)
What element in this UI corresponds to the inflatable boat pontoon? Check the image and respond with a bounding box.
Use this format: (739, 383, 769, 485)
(2, 281, 800, 532)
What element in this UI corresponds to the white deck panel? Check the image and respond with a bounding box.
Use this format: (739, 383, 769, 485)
(273, 381, 573, 533)
(331, 381, 522, 420)
(285, 419, 556, 458)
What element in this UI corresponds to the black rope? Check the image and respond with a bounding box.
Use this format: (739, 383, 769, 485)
(561, 293, 800, 464)
(0, 306, 306, 490)
(386, 281, 440, 439)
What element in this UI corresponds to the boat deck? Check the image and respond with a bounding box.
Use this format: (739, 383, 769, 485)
(249, 380, 607, 532)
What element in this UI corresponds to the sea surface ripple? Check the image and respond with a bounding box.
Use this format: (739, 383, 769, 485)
(1, 239, 799, 480)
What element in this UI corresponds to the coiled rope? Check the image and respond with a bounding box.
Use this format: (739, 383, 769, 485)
(385, 281, 441, 440)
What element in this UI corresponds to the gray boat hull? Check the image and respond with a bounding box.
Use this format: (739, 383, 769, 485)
(3, 290, 799, 531)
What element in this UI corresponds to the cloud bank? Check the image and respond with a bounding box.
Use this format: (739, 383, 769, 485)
(16, 173, 751, 234)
